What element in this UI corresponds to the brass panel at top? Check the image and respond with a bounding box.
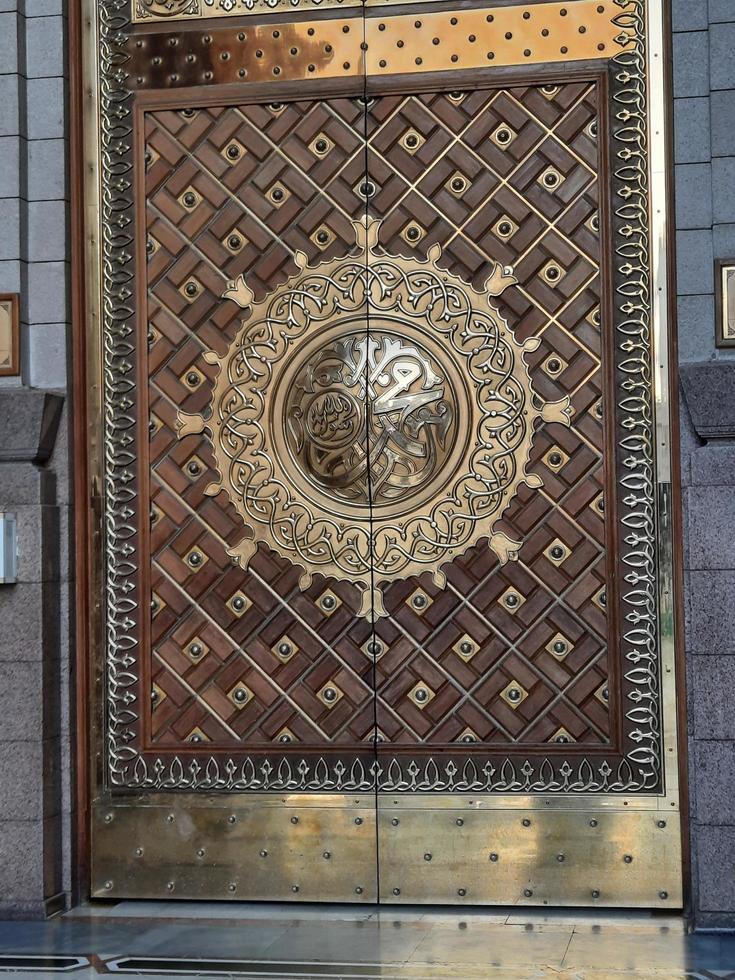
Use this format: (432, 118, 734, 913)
(131, 0, 633, 83)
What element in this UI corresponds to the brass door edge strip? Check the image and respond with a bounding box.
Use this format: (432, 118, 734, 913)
(128, 1, 634, 87)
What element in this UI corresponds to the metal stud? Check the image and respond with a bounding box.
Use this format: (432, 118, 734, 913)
(223, 230, 247, 256)
(354, 178, 378, 201)
(309, 133, 334, 158)
(227, 591, 251, 617)
(180, 366, 205, 390)
(151, 682, 166, 708)
(458, 727, 479, 743)
(499, 587, 525, 613)
(407, 588, 433, 614)
(277, 727, 297, 743)
(445, 171, 469, 198)
(500, 679, 529, 708)
(184, 636, 209, 662)
(592, 587, 607, 611)
(540, 260, 566, 287)
(545, 632, 573, 660)
(542, 354, 568, 378)
(544, 538, 570, 566)
(317, 682, 344, 708)
(227, 682, 254, 709)
(310, 224, 335, 251)
(490, 124, 517, 149)
(400, 222, 426, 246)
(537, 165, 565, 191)
(317, 589, 341, 616)
(408, 681, 436, 709)
(151, 592, 165, 617)
(178, 186, 201, 211)
(543, 446, 570, 472)
(594, 682, 610, 705)
(221, 138, 245, 164)
(186, 726, 208, 743)
(362, 637, 385, 660)
(550, 726, 575, 744)
(399, 128, 425, 154)
(272, 635, 297, 663)
(489, 853, 499, 862)
(184, 547, 208, 572)
(267, 181, 290, 208)
(452, 634, 478, 662)
(492, 215, 519, 241)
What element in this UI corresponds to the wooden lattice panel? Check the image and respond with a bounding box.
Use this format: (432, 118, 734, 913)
(141, 82, 610, 761)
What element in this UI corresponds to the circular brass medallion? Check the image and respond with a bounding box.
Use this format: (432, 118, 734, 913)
(275, 320, 471, 520)
(179, 219, 571, 617)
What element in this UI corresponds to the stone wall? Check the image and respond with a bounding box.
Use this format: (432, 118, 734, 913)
(673, 0, 735, 931)
(0, 0, 73, 918)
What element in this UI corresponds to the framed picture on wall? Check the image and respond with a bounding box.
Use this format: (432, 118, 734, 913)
(0, 294, 19, 376)
(716, 260, 735, 349)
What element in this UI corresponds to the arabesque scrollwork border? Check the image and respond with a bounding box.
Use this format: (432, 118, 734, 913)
(98, 0, 664, 793)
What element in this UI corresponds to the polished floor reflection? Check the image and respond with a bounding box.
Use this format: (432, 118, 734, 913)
(0, 903, 733, 977)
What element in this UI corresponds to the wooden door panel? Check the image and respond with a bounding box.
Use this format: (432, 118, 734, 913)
(142, 99, 380, 760)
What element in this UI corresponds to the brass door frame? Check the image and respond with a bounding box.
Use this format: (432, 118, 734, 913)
(75, 0, 686, 907)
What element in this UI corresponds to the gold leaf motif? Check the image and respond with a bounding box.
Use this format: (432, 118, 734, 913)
(484, 262, 518, 296)
(542, 397, 573, 427)
(222, 275, 254, 309)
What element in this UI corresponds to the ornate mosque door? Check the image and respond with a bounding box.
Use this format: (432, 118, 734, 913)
(84, 0, 684, 906)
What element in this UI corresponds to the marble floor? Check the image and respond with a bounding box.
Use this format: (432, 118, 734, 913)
(0, 902, 733, 978)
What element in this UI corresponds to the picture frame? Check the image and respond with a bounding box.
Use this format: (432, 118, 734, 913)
(715, 260, 735, 349)
(0, 293, 19, 376)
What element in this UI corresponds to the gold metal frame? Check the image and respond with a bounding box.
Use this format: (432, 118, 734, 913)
(80, 0, 684, 907)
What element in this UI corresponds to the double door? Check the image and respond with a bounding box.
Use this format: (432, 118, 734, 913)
(85, 0, 683, 906)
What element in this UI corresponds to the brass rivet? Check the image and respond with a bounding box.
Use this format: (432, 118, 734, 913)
(424, 853, 432, 861)
(522, 818, 531, 827)
(292, 885, 299, 893)
(291, 816, 299, 824)
(591, 889, 600, 898)
(557, 853, 565, 862)
(260, 849, 268, 857)
(228, 815, 236, 824)
(323, 851, 331, 859)
(489, 853, 498, 862)
(197, 848, 205, 857)
(393, 887, 401, 895)
(589, 819, 598, 827)
(355, 886, 363, 894)
(135, 847, 143, 857)
(623, 854, 633, 863)
(228, 883, 237, 892)
(456, 818, 464, 827)
(391, 818, 400, 826)
(458, 888, 466, 896)
(104, 813, 113, 824)
(657, 820, 666, 828)
(523, 888, 533, 897)
(355, 817, 363, 825)
(659, 890, 668, 899)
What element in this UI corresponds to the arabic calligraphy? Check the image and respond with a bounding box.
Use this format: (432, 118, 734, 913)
(285, 331, 456, 508)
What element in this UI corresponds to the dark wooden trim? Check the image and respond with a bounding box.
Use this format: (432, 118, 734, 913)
(0, 293, 20, 377)
(68, 0, 91, 907)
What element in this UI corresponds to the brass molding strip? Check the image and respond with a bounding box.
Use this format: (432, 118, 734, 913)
(128, 2, 633, 87)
